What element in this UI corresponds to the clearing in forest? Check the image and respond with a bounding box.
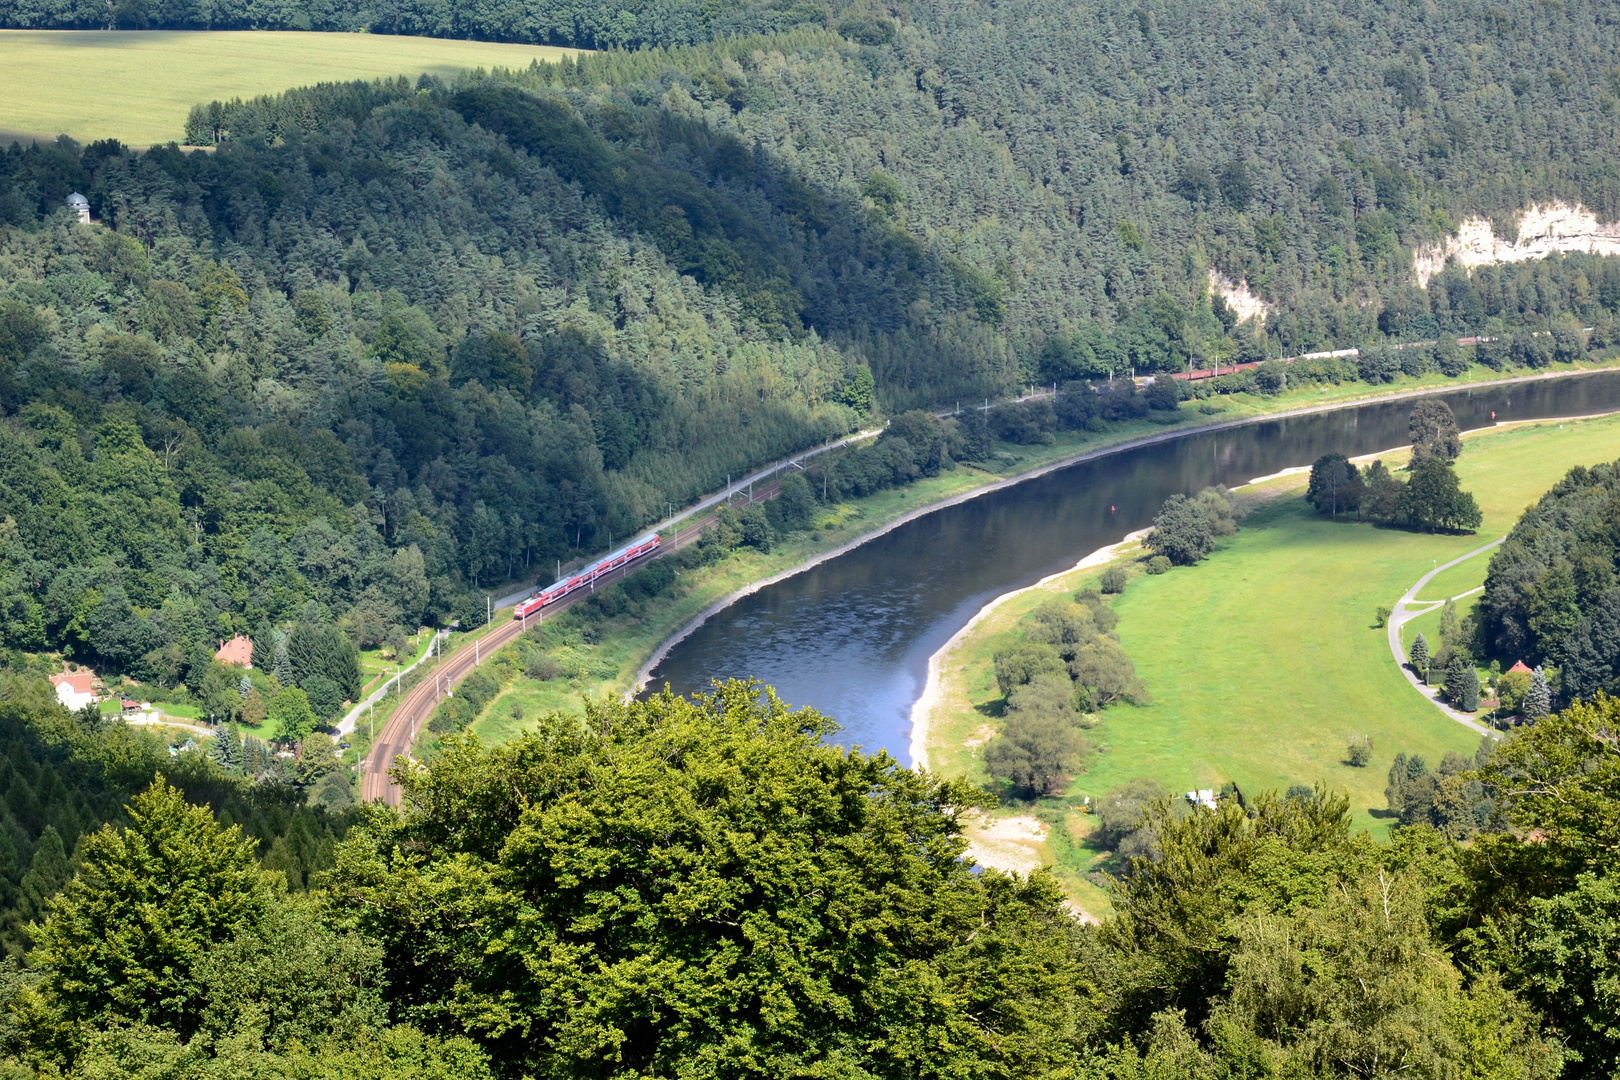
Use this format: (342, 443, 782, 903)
(0, 30, 580, 147)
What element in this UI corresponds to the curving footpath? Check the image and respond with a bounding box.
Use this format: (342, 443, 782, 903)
(1384, 538, 1505, 737)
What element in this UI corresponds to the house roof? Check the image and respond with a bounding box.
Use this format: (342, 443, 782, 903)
(65, 192, 88, 208)
(1507, 660, 1533, 675)
(50, 671, 94, 694)
(215, 635, 254, 666)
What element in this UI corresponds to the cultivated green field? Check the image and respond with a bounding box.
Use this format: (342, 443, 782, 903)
(0, 30, 580, 146)
(925, 412, 1620, 912)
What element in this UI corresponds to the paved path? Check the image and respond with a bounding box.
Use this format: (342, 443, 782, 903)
(1385, 538, 1505, 736)
(337, 630, 450, 738)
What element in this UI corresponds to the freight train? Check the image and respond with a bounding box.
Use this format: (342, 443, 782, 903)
(514, 533, 661, 619)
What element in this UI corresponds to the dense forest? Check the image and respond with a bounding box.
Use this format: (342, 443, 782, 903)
(1480, 455, 1620, 701)
(0, 677, 1609, 1080)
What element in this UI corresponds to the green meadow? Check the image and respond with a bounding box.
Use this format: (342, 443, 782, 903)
(0, 30, 579, 146)
(926, 411, 1620, 912)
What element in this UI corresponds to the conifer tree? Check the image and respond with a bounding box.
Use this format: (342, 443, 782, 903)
(238, 672, 253, 699)
(1409, 633, 1429, 677)
(1443, 655, 1469, 704)
(1458, 665, 1480, 712)
(211, 727, 241, 774)
(272, 638, 292, 687)
(1524, 665, 1552, 720)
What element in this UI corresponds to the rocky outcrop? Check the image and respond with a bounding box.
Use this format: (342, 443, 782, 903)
(1209, 268, 1271, 323)
(1415, 202, 1620, 286)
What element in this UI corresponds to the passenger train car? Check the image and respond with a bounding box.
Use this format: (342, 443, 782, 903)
(514, 534, 661, 618)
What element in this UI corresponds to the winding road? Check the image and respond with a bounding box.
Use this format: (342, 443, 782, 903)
(1384, 538, 1505, 737)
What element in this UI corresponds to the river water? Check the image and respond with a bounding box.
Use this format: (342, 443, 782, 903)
(646, 372, 1620, 761)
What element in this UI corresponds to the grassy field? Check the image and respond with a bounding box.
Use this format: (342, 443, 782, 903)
(0, 31, 580, 146)
(923, 411, 1620, 913)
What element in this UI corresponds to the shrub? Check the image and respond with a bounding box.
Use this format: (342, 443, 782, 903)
(1094, 777, 1167, 851)
(985, 711, 1088, 797)
(1100, 565, 1129, 593)
(1145, 555, 1172, 575)
(1347, 735, 1374, 767)
(992, 643, 1066, 697)
(524, 652, 563, 681)
(1374, 605, 1392, 628)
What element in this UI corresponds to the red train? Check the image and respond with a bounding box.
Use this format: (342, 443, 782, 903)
(514, 534, 661, 619)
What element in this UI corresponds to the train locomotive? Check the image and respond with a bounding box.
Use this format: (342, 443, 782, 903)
(514, 533, 661, 619)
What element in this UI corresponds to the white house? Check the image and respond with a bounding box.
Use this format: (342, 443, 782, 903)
(1185, 788, 1218, 811)
(65, 193, 90, 223)
(50, 671, 97, 711)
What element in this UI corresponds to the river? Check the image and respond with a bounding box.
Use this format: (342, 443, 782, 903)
(645, 371, 1620, 762)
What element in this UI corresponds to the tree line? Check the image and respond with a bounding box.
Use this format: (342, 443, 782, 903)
(0, 0, 874, 47)
(1307, 400, 1483, 533)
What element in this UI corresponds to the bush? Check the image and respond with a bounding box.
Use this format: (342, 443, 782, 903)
(1433, 337, 1470, 376)
(1100, 565, 1129, 593)
(1145, 377, 1182, 410)
(992, 643, 1066, 697)
(1374, 605, 1392, 628)
(1094, 777, 1167, 851)
(1347, 735, 1374, 767)
(985, 711, 1088, 797)
(1145, 555, 1172, 574)
(524, 652, 563, 681)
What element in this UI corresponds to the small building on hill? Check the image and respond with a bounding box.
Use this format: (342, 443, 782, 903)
(65, 192, 90, 223)
(1507, 660, 1532, 676)
(215, 635, 253, 667)
(49, 671, 96, 711)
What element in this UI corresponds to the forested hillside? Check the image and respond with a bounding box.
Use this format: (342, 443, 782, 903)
(5, 2, 1620, 693)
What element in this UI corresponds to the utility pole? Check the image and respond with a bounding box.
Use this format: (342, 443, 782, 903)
(486, 595, 491, 625)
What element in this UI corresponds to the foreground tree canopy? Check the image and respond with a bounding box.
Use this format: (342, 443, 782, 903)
(0, 679, 1613, 1078)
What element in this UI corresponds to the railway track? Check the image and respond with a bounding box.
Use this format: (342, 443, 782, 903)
(359, 485, 780, 805)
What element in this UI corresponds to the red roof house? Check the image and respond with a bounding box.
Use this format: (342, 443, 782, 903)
(215, 635, 254, 668)
(49, 671, 97, 710)
(1507, 660, 1533, 676)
